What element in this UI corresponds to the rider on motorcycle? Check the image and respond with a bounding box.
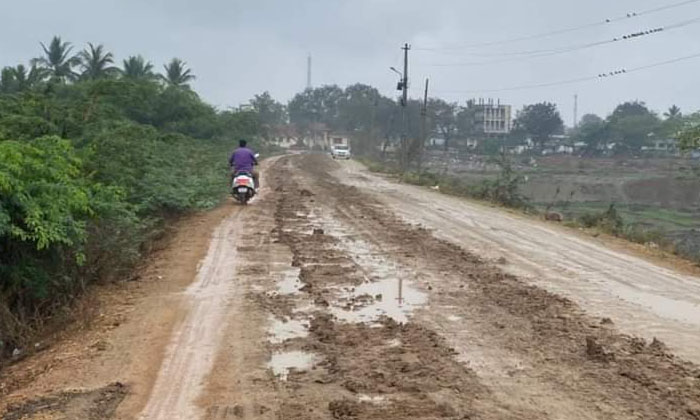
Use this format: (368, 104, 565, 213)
(229, 139, 259, 189)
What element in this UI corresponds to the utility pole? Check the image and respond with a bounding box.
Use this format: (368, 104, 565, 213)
(400, 43, 410, 170)
(418, 78, 429, 170)
(306, 54, 312, 90)
(573, 94, 578, 129)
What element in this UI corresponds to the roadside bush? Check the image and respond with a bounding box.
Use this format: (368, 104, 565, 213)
(471, 154, 529, 209)
(578, 204, 624, 235)
(0, 77, 259, 356)
(0, 137, 124, 351)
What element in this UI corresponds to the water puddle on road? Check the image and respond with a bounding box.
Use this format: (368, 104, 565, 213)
(276, 268, 303, 295)
(332, 276, 426, 324)
(268, 316, 309, 344)
(358, 395, 387, 404)
(268, 351, 316, 381)
(314, 212, 427, 324)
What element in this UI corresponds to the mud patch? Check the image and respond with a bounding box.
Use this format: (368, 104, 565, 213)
(268, 157, 526, 419)
(3, 383, 127, 420)
(296, 153, 700, 419)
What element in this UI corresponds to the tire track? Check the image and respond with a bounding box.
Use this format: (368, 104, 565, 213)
(138, 209, 243, 420)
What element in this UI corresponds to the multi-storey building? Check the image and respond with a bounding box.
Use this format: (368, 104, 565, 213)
(474, 98, 512, 135)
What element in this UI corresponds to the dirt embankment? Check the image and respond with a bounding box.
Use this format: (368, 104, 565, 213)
(0, 203, 235, 419)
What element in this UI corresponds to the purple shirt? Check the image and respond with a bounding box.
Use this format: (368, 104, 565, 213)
(229, 147, 257, 173)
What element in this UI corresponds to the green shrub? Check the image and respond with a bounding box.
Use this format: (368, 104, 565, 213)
(577, 204, 624, 235)
(0, 76, 259, 355)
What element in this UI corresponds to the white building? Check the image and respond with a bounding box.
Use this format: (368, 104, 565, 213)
(474, 99, 512, 135)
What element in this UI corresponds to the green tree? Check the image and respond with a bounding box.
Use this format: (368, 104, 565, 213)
(677, 126, 700, 151)
(337, 83, 382, 132)
(606, 101, 660, 152)
(428, 98, 458, 151)
(664, 105, 682, 120)
(250, 91, 287, 126)
(574, 113, 606, 153)
(0, 67, 17, 93)
(122, 55, 156, 80)
(14, 64, 47, 91)
(161, 58, 195, 88)
(32, 36, 80, 83)
(78, 43, 119, 80)
(456, 100, 480, 141)
(676, 113, 700, 151)
(288, 85, 344, 138)
(514, 102, 564, 150)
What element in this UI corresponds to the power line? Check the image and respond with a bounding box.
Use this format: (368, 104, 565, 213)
(433, 51, 700, 94)
(414, 0, 700, 51)
(422, 16, 700, 67)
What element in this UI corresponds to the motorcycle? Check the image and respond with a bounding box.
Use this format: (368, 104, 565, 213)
(231, 154, 259, 205)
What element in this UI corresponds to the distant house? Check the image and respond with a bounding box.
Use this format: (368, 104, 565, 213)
(642, 138, 678, 153)
(428, 137, 446, 148)
(541, 135, 573, 155)
(270, 124, 302, 149)
(473, 98, 513, 135)
(508, 144, 531, 155)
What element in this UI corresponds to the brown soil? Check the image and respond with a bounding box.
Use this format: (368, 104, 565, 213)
(3, 383, 127, 420)
(2, 154, 700, 420)
(0, 202, 234, 419)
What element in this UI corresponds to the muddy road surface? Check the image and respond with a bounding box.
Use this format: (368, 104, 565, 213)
(336, 160, 700, 365)
(2, 154, 700, 420)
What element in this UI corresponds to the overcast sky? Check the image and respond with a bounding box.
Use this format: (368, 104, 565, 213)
(3, 0, 700, 125)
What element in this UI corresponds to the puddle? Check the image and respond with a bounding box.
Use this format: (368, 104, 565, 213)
(268, 351, 316, 381)
(277, 269, 303, 294)
(311, 210, 427, 324)
(268, 316, 309, 344)
(386, 338, 401, 348)
(332, 276, 426, 324)
(448, 315, 463, 322)
(358, 395, 386, 403)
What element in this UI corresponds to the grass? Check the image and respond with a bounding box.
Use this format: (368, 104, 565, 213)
(542, 202, 700, 231)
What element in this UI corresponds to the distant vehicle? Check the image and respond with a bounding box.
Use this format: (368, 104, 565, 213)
(331, 144, 351, 159)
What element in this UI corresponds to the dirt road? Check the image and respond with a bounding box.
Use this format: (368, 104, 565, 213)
(2, 154, 700, 419)
(335, 160, 700, 365)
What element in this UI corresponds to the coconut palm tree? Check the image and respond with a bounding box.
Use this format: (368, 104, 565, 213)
(32, 36, 80, 82)
(11, 64, 47, 91)
(161, 58, 195, 88)
(0, 67, 16, 93)
(79, 43, 119, 80)
(0, 64, 46, 93)
(664, 105, 682, 120)
(122, 55, 156, 80)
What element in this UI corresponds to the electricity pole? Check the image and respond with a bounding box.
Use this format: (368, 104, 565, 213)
(306, 54, 312, 90)
(418, 78, 429, 170)
(573, 94, 578, 129)
(400, 43, 410, 170)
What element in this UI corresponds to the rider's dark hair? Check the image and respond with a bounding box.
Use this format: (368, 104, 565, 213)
(239, 139, 247, 147)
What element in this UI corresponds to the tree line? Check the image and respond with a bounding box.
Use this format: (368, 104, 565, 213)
(250, 84, 700, 158)
(1, 36, 196, 92)
(573, 102, 699, 154)
(0, 36, 261, 356)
